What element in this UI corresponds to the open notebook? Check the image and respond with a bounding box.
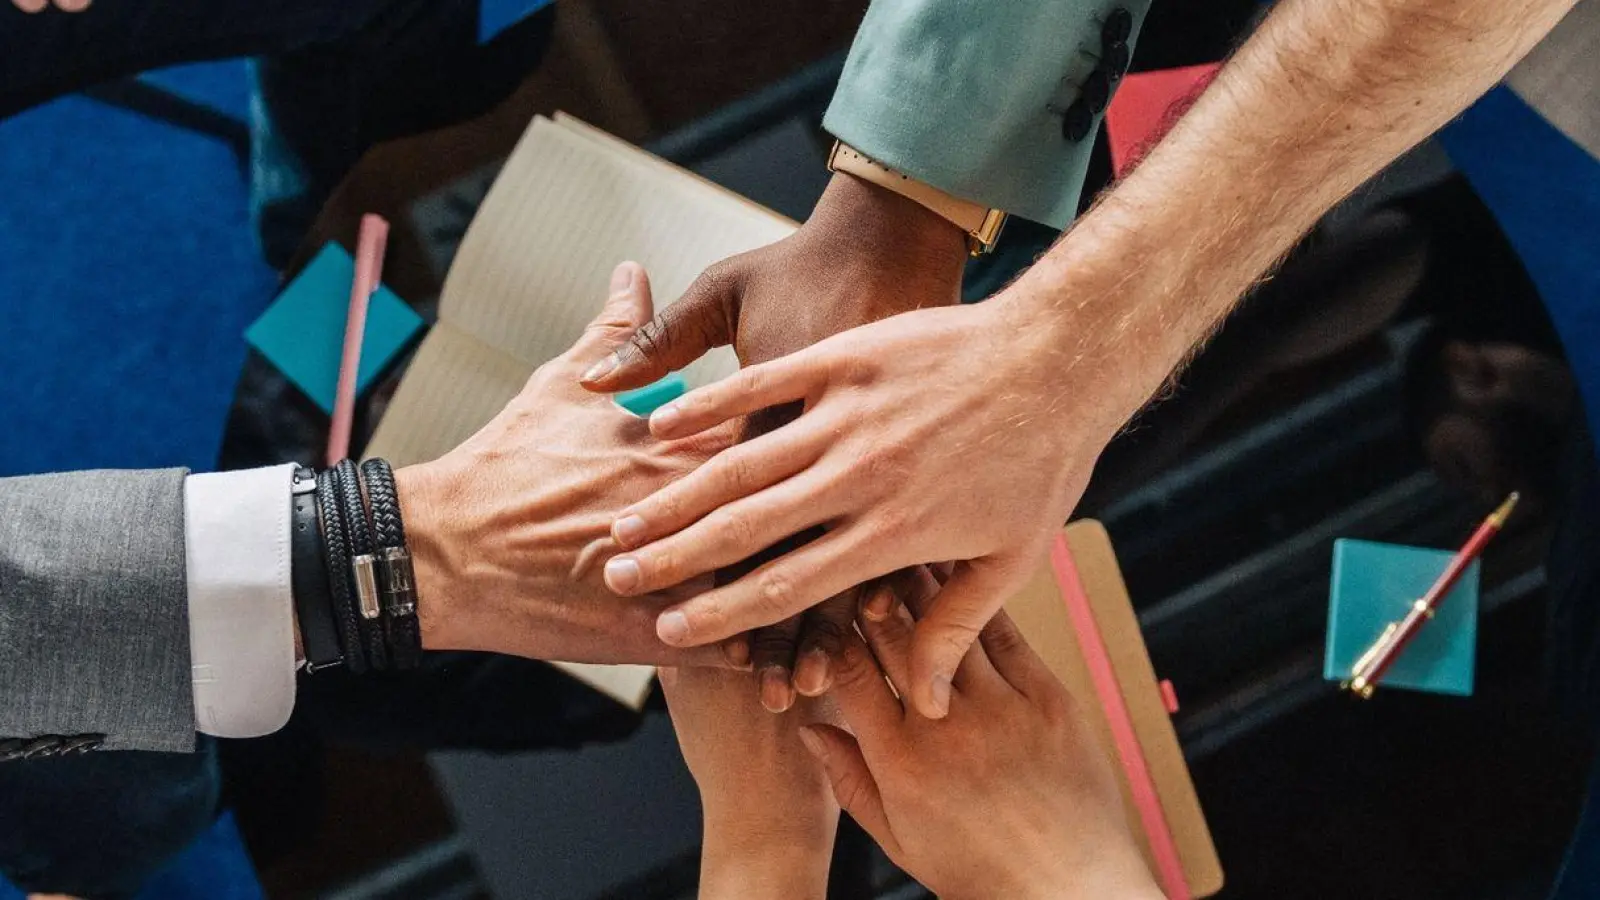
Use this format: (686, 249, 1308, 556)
(366, 114, 796, 706)
(1008, 521, 1224, 898)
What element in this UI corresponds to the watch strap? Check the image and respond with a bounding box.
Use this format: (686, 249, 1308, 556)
(827, 142, 1006, 255)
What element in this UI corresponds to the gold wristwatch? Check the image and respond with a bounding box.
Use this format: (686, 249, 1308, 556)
(826, 141, 1007, 256)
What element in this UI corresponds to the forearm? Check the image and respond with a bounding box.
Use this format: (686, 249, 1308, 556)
(697, 812, 835, 900)
(1017, 0, 1576, 417)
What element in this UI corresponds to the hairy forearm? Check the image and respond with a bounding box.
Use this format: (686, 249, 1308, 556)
(1016, 0, 1576, 420)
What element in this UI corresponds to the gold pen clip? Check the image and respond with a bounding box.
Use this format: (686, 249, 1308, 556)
(1346, 622, 1400, 699)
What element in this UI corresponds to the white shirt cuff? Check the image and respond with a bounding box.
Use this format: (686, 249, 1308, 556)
(184, 463, 299, 738)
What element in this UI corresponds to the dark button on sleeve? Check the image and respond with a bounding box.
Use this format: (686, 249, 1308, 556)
(1083, 69, 1113, 115)
(1102, 7, 1133, 47)
(1061, 101, 1095, 142)
(1104, 40, 1131, 83)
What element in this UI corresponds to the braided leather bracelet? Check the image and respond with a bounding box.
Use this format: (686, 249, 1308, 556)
(335, 459, 388, 671)
(316, 466, 367, 674)
(361, 458, 423, 670)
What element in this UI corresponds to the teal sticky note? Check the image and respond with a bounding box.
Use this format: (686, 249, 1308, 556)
(615, 375, 687, 417)
(1325, 538, 1479, 696)
(245, 244, 425, 414)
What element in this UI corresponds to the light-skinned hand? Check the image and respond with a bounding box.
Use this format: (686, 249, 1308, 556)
(394, 262, 743, 669)
(580, 171, 969, 713)
(599, 286, 1137, 717)
(661, 665, 839, 900)
(799, 582, 1162, 900)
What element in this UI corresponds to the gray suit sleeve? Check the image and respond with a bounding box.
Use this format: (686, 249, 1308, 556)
(0, 469, 194, 753)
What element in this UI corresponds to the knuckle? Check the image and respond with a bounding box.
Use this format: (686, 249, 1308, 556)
(642, 546, 680, 583)
(718, 451, 760, 496)
(736, 365, 767, 400)
(645, 490, 685, 527)
(859, 444, 911, 494)
(983, 619, 1027, 657)
(932, 619, 984, 661)
(869, 506, 912, 542)
(709, 508, 758, 551)
(755, 569, 800, 617)
(627, 318, 671, 362)
(833, 354, 877, 388)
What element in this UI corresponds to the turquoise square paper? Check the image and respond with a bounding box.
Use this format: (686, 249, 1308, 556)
(615, 374, 687, 417)
(245, 243, 425, 414)
(1324, 538, 1479, 696)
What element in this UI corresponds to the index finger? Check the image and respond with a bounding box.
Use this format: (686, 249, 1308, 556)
(648, 351, 826, 440)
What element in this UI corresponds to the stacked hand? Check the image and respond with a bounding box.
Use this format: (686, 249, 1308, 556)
(593, 272, 1146, 717)
(664, 566, 1162, 900)
(582, 172, 970, 712)
(801, 587, 1162, 900)
(394, 262, 740, 668)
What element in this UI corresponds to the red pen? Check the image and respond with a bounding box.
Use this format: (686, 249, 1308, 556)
(326, 214, 390, 466)
(1346, 492, 1519, 699)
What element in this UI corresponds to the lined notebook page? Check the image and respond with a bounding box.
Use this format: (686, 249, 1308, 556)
(440, 116, 797, 389)
(367, 116, 797, 708)
(367, 320, 530, 466)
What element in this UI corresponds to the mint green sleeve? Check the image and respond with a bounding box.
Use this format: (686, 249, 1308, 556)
(823, 0, 1150, 229)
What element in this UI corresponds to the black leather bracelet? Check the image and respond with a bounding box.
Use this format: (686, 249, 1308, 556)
(290, 467, 343, 672)
(360, 458, 423, 670)
(335, 458, 388, 671)
(317, 466, 367, 674)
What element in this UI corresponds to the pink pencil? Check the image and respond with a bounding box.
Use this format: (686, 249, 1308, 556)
(326, 213, 390, 465)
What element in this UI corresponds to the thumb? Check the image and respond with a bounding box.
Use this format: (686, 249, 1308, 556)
(908, 563, 1018, 719)
(798, 724, 897, 854)
(566, 262, 656, 369)
(579, 261, 740, 392)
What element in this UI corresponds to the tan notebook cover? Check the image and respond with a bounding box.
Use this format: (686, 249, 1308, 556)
(367, 115, 796, 706)
(1007, 520, 1224, 897)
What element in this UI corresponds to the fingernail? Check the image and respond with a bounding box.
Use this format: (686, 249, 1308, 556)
(797, 725, 826, 760)
(928, 674, 952, 718)
(610, 262, 633, 292)
(582, 354, 618, 384)
(613, 515, 648, 548)
(760, 667, 795, 713)
(650, 403, 681, 433)
(795, 649, 832, 696)
(604, 556, 641, 593)
(657, 610, 691, 645)
(722, 639, 751, 670)
(862, 587, 895, 622)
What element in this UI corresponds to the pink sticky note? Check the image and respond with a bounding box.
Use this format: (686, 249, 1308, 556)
(1105, 63, 1223, 178)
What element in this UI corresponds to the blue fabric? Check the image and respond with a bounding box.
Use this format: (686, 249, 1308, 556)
(0, 739, 222, 898)
(0, 61, 274, 477)
(479, 0, 557, 43)
(0, 813, 261, 900)
(1436, 87, 1600, 466)
(1432, 86, 1600, 900)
